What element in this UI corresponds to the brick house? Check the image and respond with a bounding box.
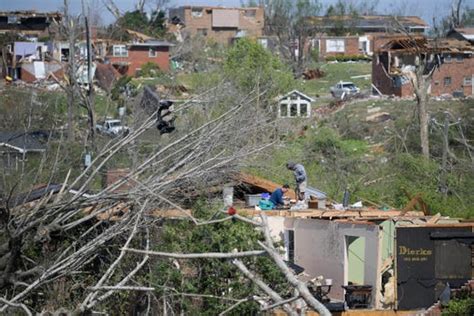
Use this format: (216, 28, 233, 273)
(447, 28, 474, 44)
(307, 15, 428, 60)
(372, 36, 474, 97)
(168, 6, 264, 44)
(107, 40, 173, 77)
(0, 10, 62, 40)
(312, 36, 361, 59)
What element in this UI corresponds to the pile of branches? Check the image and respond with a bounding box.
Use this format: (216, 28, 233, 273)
(0, 82, 330, 315)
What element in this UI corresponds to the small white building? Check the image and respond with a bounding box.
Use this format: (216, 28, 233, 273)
(278, 90, 315, 118)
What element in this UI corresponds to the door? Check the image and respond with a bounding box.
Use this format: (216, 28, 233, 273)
(345, 236, 366, 285)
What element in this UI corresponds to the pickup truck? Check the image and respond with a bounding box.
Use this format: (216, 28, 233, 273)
(330, 81, 360, 99)
(96, 119, 129, 137)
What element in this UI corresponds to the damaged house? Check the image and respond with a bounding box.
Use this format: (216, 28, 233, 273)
(372, 36, 474, 97)
(168, 6, 264, 44)
(235, 174, 473, 313)
(0, 11, 62, 40)
(255, 209, 473, 312)
(2, 41, 64, 82)
(307, 15, 429, 60)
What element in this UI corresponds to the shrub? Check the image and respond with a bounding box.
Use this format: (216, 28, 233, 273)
(138, 62, 163, 77)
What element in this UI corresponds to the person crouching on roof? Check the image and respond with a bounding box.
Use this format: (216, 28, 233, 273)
(269, 184, 290, 209)
(286, 162, 307, 201)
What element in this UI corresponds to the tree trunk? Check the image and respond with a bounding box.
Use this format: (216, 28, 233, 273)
(418, 91, 430, 159)
(67, 23, 76, 141)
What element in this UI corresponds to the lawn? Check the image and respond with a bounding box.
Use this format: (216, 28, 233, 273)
(297, 61, 372, 97)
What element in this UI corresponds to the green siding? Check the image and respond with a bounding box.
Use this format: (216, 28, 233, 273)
(347, 236, 365, 285)
(380, 220, 395, 261)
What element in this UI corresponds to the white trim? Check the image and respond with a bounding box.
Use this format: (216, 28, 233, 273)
(0, 143, 45, 154)
(279, 90, 315, 102)
(113, 45, 128, 57)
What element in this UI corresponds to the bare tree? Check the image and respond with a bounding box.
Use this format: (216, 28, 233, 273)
(391, 21, 443, 158)
(56, 0, 82, 141)
(264, 0, 322, 73)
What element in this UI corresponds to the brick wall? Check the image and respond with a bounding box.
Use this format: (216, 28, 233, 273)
(108, 46, 170, 77)
(317, 37, 360, 59)
(372, 56, 414, 97)
(372, 52, 474, 97)
(431, 54, 474, 96)
(20, 62, 65, 83)
(179, 7, 264, 44)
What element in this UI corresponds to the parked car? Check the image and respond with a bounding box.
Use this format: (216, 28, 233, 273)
(330, 81, 360, 99)
(96, 119, 129, 137)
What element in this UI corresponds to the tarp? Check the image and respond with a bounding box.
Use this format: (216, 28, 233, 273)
(212, 9, 239, 28)
(14, 42, 39, 57)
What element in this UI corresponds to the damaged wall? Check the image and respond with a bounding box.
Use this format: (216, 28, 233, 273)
(290, 218, 381, 302)
(20, 61, 64, 82)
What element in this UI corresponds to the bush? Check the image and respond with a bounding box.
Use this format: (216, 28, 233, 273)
(442, 298, 474, 315)
(224, 38, 294, 96)
(138, 62, 163, 77)
(311, 48, 320, 62)
(325, 54, 370, 62)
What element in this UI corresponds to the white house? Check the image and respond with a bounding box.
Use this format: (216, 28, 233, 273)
(278, 90, 315, 118)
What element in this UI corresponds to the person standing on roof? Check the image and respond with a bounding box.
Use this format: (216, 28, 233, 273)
(286, 162, 307, 201)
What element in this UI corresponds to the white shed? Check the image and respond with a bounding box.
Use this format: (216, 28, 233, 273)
(278, 90, 315, 118)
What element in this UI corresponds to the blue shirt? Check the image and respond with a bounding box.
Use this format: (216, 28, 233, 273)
(270, 188, 285, 206)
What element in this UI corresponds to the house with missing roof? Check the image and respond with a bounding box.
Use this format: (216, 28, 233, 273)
(0, 10, 62, 41)
(372, 36, 474, 97)
(106, 40, 174, 77)
(307, 15, 429, 60)
(263, 213, 473, 312)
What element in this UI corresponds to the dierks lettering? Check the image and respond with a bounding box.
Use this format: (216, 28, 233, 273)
(398, 246, 432, 256)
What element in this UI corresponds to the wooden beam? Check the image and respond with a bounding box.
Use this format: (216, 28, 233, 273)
(236, 172, 296, 199)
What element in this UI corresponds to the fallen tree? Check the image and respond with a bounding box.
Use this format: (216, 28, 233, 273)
(0, 82, 330, 315)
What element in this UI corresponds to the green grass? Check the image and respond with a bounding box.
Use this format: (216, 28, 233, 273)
(297, 61, 372, 97)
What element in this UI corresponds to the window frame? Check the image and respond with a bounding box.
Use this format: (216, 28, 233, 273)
(443, 76, 452, 86)
(326, 39, 345, 53)
(463, 76, 472, 86)
(148, 48, 157, 58)
(113, 45, 128, 57)
(196, 28, 208, 36)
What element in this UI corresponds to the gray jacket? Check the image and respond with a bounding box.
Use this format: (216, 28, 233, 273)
(293, 164, 306, 183)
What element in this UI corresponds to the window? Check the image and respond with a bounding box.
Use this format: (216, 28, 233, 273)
(464, 76, 472, 86)
(244, 9, 256, 18)
(290, 103, 298, 117)
(444, 77, 452, 86)
(149, 48, 157, 57)
(326, 39, 345, 53)
(191, 8, 203, 18)
(456, 54, 464, 62)
(280, 104, 288, 117)
(7, 16, 17, 24)
(197, 28, 208, 36)
(300, 104, 308, 117)
(444, 54, 452, 63)
(113, 45, 128, 57)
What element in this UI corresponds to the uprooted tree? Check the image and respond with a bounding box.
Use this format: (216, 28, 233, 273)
(0, 79, 330, 315)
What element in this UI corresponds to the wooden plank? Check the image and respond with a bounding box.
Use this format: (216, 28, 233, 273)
(237, 172, 297, 199)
